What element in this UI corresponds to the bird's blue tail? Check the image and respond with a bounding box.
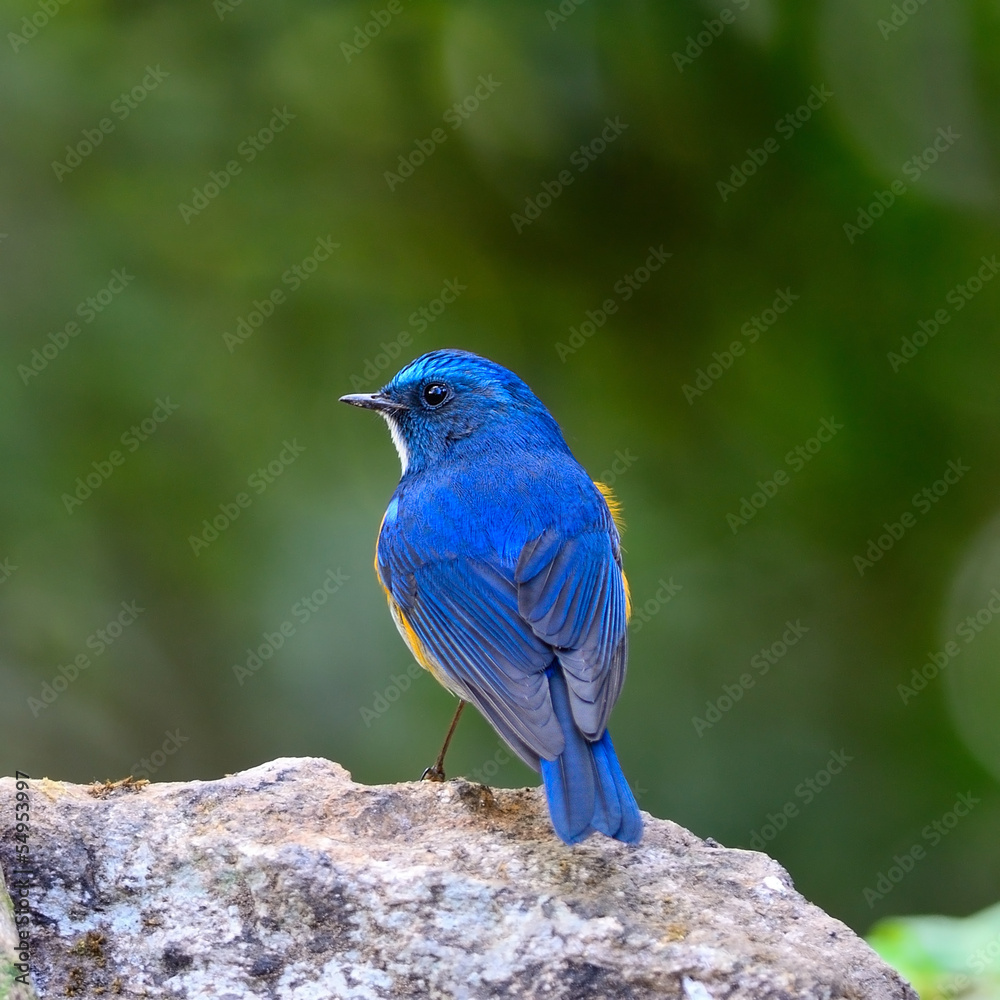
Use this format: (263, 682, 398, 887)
(539, 667, 643, 845)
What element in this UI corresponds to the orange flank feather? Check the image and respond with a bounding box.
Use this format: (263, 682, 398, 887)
(594, 480, 626, 531)
(375, 543, 450, 687)
(594, 480, 631, 621)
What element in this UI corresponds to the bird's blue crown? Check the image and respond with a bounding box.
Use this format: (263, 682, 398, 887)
(374, 349, 567, 474)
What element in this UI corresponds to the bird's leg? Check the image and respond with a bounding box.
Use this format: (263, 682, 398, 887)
(421, 700, 466, 782)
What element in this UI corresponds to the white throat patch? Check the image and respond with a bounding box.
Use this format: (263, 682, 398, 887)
(382, 412, 409, 475)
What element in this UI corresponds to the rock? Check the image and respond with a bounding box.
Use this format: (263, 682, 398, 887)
(0, 757, 915, 999)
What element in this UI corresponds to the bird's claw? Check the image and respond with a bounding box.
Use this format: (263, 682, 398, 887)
(421, 764, 446, 782)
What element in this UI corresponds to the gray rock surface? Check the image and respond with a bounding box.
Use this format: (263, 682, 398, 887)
(0, 757, 915, 999)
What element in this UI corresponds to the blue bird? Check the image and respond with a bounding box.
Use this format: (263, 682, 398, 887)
(341, 349, 642, 845)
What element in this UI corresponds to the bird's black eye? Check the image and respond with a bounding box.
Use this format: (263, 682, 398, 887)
(421, 382, 450, 408)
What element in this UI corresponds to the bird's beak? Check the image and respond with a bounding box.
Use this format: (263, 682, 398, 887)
(339, 392, 406, 413)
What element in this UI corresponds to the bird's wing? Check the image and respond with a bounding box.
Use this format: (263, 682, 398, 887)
(514, 527, 629, 740)
(378, 518, 628, 766)
(380, 545, 563, 767)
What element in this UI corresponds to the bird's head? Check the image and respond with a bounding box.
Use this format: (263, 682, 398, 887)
(340, 349, 563, 475)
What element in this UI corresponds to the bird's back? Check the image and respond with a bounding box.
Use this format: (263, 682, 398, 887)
(383, 436, 613, 571)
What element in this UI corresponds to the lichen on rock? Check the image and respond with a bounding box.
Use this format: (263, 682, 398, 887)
(0, 757, 916, 999)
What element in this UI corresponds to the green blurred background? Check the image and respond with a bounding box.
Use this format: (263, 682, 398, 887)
(2, 0, 999, 943)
